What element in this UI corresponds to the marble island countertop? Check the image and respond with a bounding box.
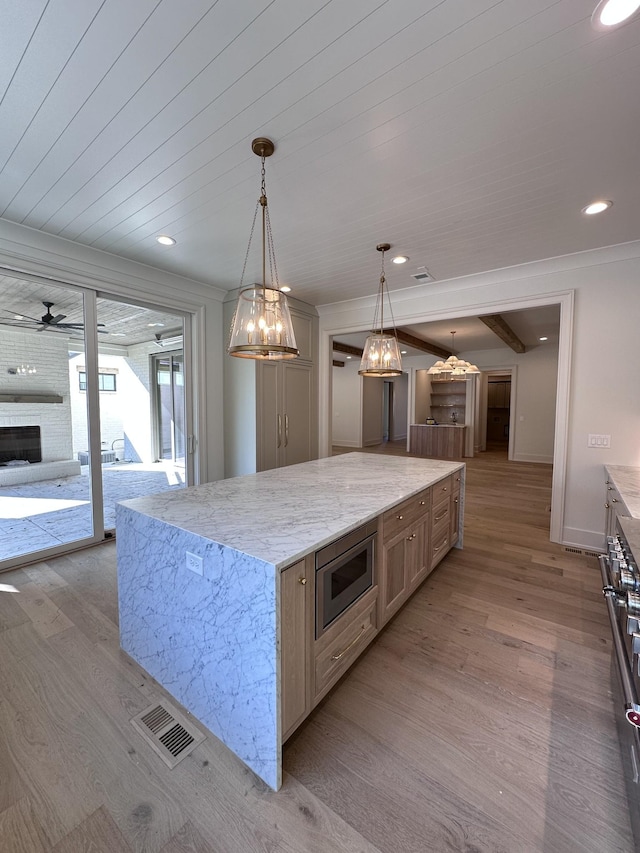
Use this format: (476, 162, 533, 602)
(118, 452, 463, 570)
(605, 464, 640, 519)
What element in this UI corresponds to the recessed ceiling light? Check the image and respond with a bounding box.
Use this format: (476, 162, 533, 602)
(280, 286, 291, 293)
(539, 336, 548, 341)
(14, 314, 23, 320)
(346, 356, 352, 360)
(401, 350, 408, 355)
(156, 235, 176, 246)
(592, 0, 640, 29)
(392, 255, 409, 264)
(147, 322, 165, 327)
(581, 200, 612, 215)
(111, 332, 126, 337)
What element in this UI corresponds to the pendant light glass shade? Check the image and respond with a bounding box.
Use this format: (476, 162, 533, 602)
(228, 138, 298, 360)
(428, 331, 480, 376)
(359, 243, 402, 377)
(228, 284, 298, 359)
(359, 332, 403, 377)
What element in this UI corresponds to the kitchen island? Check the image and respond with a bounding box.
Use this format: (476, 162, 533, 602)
(116, 453, 464, 790)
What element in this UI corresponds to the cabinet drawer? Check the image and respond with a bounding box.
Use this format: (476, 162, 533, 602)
(430, 524, 450, 568)
(431, 475, 452, 506)
(314, 590, 378, 701)
(431, 495, 451, 527)
(382, 488, 430, 541)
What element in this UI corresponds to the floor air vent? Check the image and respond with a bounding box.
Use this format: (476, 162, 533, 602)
(563, 547, 601, 557)
(131, 701, 205, 769)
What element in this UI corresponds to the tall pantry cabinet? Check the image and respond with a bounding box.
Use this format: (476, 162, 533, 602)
(223, 294, 319, 477)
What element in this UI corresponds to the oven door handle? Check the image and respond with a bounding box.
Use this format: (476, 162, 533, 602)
(600, 556, 640, 728)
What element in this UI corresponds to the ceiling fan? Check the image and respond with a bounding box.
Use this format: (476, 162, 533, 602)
(0, 301, 107, 334)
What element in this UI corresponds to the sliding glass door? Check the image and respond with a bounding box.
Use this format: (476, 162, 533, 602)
(0, 273, 194, 569)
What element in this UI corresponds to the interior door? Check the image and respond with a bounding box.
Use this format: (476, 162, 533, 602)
(154, 351, 186, 467)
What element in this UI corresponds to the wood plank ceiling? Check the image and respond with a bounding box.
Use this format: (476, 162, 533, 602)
(0, 0, 638, 308)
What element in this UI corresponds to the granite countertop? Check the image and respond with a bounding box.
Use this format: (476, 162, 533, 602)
(605, 465, 640, 519)
(117, 452, 464, 569)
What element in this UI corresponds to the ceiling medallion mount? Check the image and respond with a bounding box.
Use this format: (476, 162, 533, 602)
(359, 243, 402, 378)
(251, 137, 275, 158)
(228, 137, 298, 360)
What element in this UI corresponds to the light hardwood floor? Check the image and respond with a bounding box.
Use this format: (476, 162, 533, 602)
(0, 447, 634, 852)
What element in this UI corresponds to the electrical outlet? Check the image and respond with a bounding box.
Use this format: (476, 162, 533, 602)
(185, 551, 203, 575)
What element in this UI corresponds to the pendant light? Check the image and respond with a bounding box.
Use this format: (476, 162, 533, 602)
(359, 243, 402, 377)
(428, 331, 480, 376)
(228, 138, 298, 360)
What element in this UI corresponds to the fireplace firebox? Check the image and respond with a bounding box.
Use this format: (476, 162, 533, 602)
(0, 426, 42, 465)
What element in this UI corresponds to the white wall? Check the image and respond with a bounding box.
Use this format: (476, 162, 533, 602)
(332, 360, 361, 447)
(0, 328, 73, 461)
(0, 219, 226, 483)
(317, 241, 640, 550)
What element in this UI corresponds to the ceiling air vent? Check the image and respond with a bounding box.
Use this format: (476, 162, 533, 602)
(410, 267, 434, 283)
(131, 701, 206, 769)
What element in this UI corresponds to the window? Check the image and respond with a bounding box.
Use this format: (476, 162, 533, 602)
(78, 372, 117, 392)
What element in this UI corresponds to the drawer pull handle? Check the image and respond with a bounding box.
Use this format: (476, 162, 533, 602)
(298, 577, 307, 585)
(433, 538, 447, 553)
(397, 514, 404, 520)
(330, 623, 368, 661)
(435, 510, 448, 521)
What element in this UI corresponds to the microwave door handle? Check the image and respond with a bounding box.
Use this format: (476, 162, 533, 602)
(600, 557, 640, 726)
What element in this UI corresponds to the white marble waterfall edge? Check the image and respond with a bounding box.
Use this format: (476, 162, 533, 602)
(116, 505, 280, 789)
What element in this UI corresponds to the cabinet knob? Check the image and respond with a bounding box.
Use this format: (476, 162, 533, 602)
(611, 498, 618, 503)
(454, 497, 459, 504)
(298, 577, 307, 585)
(605, 502, 610, 509)
(419, 500, 425, 506)
(397, 514, 404, 520)
(442, 487, 447, 492)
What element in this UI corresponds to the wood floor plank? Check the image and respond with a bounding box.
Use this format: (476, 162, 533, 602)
(10, 580, 73, 638)
(51, 805, 133, 853)
(0, 797, 47, 853)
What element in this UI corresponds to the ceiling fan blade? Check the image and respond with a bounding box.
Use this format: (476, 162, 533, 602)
(48, 314, 67, 324)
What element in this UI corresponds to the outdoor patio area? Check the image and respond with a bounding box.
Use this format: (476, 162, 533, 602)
(0, 461, 185, 563)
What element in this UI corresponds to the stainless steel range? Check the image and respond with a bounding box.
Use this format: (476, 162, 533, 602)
(600, 516, 640, 846)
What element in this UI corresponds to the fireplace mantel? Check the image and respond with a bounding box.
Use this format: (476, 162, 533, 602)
(0, 393, 63, 404)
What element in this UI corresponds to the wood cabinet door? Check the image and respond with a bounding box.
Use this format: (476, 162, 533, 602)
(281, 362, 313, 467)
(280, 558, 312, 740)
(407, 516, 429, 590)
(380, 531, 409, 624)
(257, 361, 280, 472)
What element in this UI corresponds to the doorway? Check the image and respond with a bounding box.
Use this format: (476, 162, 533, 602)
(486, 374, 512, 452)
(383, 381, 394, 441)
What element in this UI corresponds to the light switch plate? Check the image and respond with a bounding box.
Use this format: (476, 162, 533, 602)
(588, 434, 611, 448)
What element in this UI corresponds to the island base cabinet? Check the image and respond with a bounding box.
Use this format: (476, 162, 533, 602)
(280, 557, 313, 741)
(381, 520, 430, 623)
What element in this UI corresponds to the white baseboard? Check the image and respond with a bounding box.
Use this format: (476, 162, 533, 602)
(332, 440, 361, 448)
(512, 452, 553, 464)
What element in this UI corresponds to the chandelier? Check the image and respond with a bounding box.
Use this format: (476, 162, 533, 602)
(428, 331, 480, 376)
(228, 138, 298, 360)
(359, 243, 402, 377)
